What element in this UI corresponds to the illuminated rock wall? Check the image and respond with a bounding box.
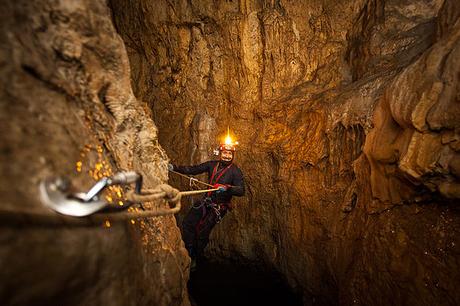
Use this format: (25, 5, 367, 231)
(0, 0, 189, 305)
(111, 0, 460, 305)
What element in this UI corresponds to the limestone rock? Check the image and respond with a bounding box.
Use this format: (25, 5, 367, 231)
(1, 0, 456, 304)
(0, 0, 189, 305)
(365, 14, 460, 203)
(26, 0, 460, 305)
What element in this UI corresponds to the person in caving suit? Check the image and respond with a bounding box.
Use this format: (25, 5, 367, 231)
(169, 143, 245, 271)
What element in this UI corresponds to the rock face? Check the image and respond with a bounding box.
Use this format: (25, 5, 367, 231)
(365, 2, 460, 204)
(110, 0, 460, 305)
(0, 1, 189, 305)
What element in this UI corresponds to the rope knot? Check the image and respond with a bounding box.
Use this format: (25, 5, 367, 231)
(157, 184, 181, 205)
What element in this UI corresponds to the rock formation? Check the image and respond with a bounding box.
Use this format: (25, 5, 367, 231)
(110, 0, 460, 305)
(0, 0, 189, 305)
(1, 0, 459, 305)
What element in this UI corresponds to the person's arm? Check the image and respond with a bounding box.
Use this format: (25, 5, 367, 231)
(228, 167, 245, 196)
(172, 161, 212, 176)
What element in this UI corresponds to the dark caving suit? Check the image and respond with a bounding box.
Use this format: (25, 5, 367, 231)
(173, 160, 245, 261)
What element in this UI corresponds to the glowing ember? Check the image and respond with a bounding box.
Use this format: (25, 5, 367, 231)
(76, 161, 82, 172)
(77, 144, 125, 208)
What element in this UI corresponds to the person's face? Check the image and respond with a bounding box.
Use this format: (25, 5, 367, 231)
(220, 150, 233, 162)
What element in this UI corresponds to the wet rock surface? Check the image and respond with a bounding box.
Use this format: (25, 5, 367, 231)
(0, 0, 189, 305)
(110, 0, 460, 305)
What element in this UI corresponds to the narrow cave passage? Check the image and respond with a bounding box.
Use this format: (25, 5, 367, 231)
(2, 0, 460, 305)
(187, 260, 303, 306)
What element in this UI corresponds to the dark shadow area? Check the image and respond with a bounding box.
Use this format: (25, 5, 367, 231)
(188, 259, 303, 306)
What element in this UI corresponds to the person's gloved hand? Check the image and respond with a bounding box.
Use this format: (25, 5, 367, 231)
(213, 184, 228, 194)
(168, 163, 175, 171)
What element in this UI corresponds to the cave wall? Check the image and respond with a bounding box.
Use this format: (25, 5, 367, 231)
(110, 0, 460, 305)
(0, 1, 189, 305)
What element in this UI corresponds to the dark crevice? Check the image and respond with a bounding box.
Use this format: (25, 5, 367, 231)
(97, 82, 115, 120)
(21, 64, 72, 99)
(188, 259, 303, 306)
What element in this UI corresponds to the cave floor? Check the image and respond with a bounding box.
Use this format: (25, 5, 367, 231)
(188, 259, 303, 306)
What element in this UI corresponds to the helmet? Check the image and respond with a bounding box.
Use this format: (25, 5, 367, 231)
(214, 128, 238, 156)
(219, 143, 236, 152)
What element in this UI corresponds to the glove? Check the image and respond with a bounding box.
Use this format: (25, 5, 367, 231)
(168, 163, 175, 171)
(214, 184, 228, 194)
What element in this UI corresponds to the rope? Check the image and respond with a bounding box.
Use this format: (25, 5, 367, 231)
(126, 184, 219, 203)
(180, 188, 219, 196)
(169, 169, 214, 188)
(0, 206, 180, 226)
(1, 184, 220, 227)
(169, 169, 236, 188)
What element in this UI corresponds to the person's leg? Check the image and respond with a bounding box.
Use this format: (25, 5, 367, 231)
(195, 206, 227, 259)
(182, 201, 206, 258)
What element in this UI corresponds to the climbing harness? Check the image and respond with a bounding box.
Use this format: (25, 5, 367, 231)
(210, 203, 226, 224)
(193, 200, 228, 235)
(169, 162, 235, 230)
(209, 162, 233, 185)
(207, 162, 233, 196)
(169, 165, 235, 209)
